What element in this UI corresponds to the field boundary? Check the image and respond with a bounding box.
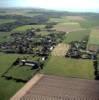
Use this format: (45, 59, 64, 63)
(10, 74, 44, 100)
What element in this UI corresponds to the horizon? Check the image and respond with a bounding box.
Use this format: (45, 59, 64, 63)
(0, 0, 99, 13)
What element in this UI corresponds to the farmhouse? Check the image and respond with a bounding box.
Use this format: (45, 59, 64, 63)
(87, 29, 99, 52)
(20, 60, 40, 69)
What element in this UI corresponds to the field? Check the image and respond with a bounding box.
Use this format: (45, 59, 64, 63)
(0, 32, 11, 42)
(51, 43, 70, 56)
(0, 19, 16, 25)
(87, 29, 99, 51)
(43, 56, 94, 79)
(54, 22, 82, 32)
(0, 53, 38, 100)
(88, 29, 99, 45)
(0, 9, 99, 100)
(12, 25, 45, 32)
(5, 66, 37, 81)
(21, 75, 99, 100)
(0, 53, 25, 100)
(64, 29, 90, 43)
(66, 16, 85, 21)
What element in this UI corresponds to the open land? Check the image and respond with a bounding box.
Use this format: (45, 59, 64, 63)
(0, 9, 99, 100)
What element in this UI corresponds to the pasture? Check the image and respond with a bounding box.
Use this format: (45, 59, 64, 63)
(0, 32, 11, 42)
(12, 25, 45, 32)
(88, 29, 99, 45)
(0, 19, 16, 25)
(0, 53, 25, 100)
(0, 53, 38, 100)
(87, 29, 99, 51)
(66, 16, 85, 21)
(43, 56, 94, 79)
(64, 29, 90, 43)
(54, 22, 82, 32)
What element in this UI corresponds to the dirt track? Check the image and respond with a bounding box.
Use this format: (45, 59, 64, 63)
(10, 74, 44, 100)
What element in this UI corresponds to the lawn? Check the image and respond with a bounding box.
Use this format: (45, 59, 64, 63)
(64, 29, 90, 43)
(43, 56, 94, 79)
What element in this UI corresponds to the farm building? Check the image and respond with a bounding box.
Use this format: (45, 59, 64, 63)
(87, 29, 99, 52)
(11, 74, 99, 100)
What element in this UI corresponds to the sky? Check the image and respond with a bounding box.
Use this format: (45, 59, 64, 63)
(0, 0, 99, 12)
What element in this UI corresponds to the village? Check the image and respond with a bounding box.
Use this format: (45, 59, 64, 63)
(0, 8, 99, 100)
(0, 26, 66, 82)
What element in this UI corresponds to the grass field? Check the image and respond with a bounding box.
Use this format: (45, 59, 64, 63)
(0, 32, 11, 42)
(0, 19, 16, 25)
(0, 53, 25, 100)
(0, 53, 38, 100)
(5, 66, 37, 81)
(80, 16, 99, 28)
(64, 29, 90, 43)
(36, 31, 50, 36)
(5, 56, 40, 81)
(54, 22, 82, 32)
(88, 29, 99, 45)
(43, 56, 94, 79)
(12, 25, 45, 32)
(66, 16, 85, 21)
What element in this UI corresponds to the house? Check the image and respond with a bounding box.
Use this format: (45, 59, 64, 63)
(20, 60, 40, 69)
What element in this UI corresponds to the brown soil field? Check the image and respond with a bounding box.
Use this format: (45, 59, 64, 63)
(54, 23, 84, 32)
(66, 16, 85, 21)
(21, 75, 99, 100)
(51, 43, 70, 56)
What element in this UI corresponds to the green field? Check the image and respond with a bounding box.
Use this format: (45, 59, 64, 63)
(5, 66, 37, 80)
(0, 9, 99, 100)
(0, 19, 16, 25)
(4, 56, 39, 81)
(36, 31, 50, 36)
(12, 25, 45, 32)
(80, 16, 99, 28)
(43, 56, 94, 79)
(0, 53, 25, 100)
(64, 29, 90, 43)
(0, 32, 11, 42)
(88, 29, 99, 45)
(0, 53, 38, 100)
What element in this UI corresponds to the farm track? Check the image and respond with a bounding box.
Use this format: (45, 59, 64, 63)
(52, 43, 70, 56)
(13, 75, 99, 100)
